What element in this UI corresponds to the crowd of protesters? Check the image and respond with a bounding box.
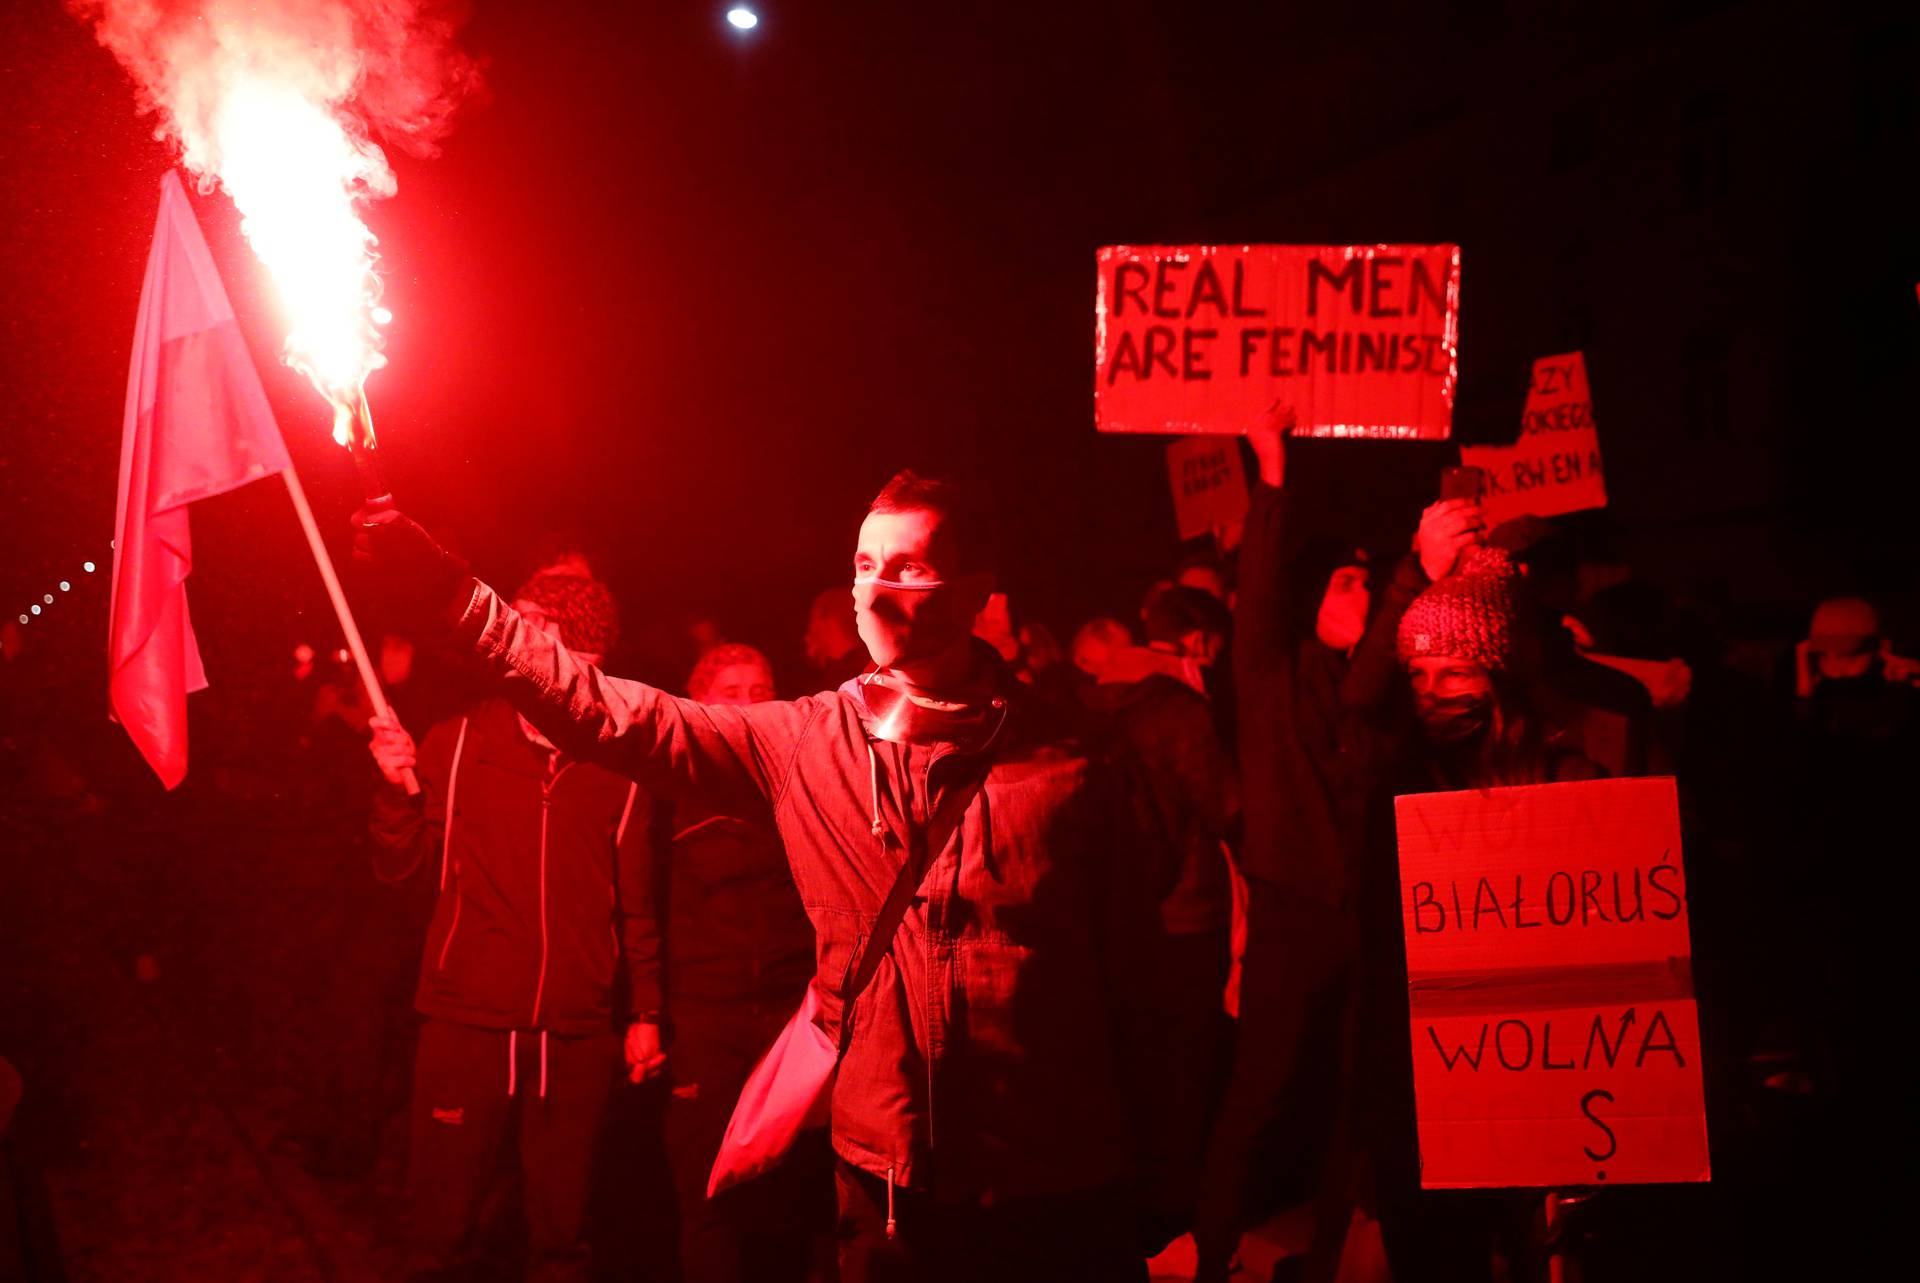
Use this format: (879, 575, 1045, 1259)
(313, 399, 1913, 1283)
(4, 409, 1914, 1283)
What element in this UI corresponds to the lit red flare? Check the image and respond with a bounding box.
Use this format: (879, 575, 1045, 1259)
(213, 72, 392, 444)
(77, 0, 480, 449)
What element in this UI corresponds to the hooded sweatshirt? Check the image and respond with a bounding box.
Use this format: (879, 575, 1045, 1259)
(369, 697, 657, 1036)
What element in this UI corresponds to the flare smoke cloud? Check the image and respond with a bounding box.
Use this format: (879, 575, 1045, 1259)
(73, 0, 481, 184)
(73, 1, 482, 414)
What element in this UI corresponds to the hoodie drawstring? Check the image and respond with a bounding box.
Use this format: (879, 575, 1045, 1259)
(506, 1030, 551, 1098)
(885, 1165, 897, 1240)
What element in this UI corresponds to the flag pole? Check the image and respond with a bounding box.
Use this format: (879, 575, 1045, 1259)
(279, 462, 420, 795)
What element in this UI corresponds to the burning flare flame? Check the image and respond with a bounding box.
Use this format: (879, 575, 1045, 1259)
(215, 73, 392, 445)
(73, 1, 479, 447)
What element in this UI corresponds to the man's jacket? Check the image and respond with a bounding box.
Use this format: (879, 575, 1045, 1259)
(369, 697, 656, 1036)
(450, 585, 1165, 1203)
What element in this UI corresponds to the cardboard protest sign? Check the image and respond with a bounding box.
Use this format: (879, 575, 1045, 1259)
(1394, 777, 1710, 1189)
(1095, 244, 1460, 440)
(1166, 435, 1249, 540)
(1460, 352, 1607, 525)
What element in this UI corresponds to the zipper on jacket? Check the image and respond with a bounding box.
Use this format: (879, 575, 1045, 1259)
(529, 761, 575, 1027)
(434, 719, 472, 973)
(436, 877, 464, 973)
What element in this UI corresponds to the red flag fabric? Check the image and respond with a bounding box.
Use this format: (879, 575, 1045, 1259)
(109, 171, 290, 789)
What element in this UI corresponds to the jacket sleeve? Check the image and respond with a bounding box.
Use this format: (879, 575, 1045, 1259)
(1340, 552, 1428, 718)
(367, 717, 459, 884)
(613, 783, 662, 1021)
(1232, 480, 1298, 859)
(1234, 480, 1295, 684)
(453, 580, 821, 813)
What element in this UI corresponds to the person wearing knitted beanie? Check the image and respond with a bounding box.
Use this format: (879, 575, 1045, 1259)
(1396, 544, 1519, 672)
(1395, 544, 1521, 744)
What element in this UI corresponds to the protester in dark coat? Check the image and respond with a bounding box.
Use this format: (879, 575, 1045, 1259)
(1786, 595, 1918, 1188)
(356, 471, 1168, 1283)
(1193, 409, 1467, 1283)
(1487, 516, 1662, 777)
(1079, 646, 1238, 1244)
(366, 573, 653, 1283)
(638, 644, 830, 1283)
(1357, 534, 1603, 1283)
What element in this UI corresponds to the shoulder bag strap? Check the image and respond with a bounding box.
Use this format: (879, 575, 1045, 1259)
(836, 756, 990, 1056)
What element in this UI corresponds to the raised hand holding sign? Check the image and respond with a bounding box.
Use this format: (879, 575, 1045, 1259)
(1096, 244, 1460, 440)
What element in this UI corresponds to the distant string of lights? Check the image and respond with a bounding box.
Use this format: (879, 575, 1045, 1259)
(11, 542, 361, 677)
(14, 543, 109, 627)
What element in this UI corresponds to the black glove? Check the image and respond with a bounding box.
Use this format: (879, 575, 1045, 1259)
(350, 502, 474, 627)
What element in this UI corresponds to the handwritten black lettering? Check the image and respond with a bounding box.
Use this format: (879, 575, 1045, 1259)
(1580, 1089, 1618, 1161)
(1429, 1024, 1487, 1071)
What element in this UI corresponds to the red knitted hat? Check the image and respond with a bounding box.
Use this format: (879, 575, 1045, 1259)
(1396, 545, 1520, 672)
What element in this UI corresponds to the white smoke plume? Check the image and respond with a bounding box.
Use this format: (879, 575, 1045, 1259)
(71, 1, 482, 418)
(73, 0, 481, 185)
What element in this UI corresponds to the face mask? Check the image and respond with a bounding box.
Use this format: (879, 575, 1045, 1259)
(1414, 692, 1492, 744)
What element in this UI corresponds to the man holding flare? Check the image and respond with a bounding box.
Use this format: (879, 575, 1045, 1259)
(353, 471, 1172, 1283)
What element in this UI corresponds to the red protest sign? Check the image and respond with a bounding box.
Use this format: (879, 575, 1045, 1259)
(1461, 352, 1607, 525)
(1166, 435, 1249, 541)
(1095, 244, 1460, 440)
(1394, 777, 1710, 1189)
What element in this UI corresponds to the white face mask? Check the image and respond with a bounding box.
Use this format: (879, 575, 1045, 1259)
(852, 574, 947, 592)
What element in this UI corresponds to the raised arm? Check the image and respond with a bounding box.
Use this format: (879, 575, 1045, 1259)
(350, 504, 821, 811)
(1234, 403, 1297, 684)
(453, 580, 821, 811)
(1339, 497, 1484, 716)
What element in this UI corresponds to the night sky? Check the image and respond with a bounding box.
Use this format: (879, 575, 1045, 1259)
(3, 1, 1914, 701)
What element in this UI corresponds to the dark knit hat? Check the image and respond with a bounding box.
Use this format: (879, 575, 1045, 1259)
(1397, 545, 1520, 672)
(512, 572, 620, 656)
